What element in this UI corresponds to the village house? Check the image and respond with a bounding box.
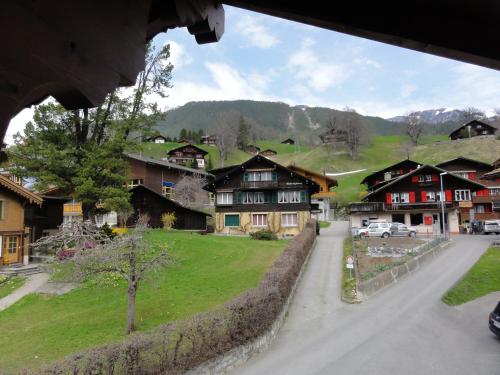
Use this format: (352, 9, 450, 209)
(350, 163, 485, 234)
(128, 185, 210, 230)
(201, 135, 217, 146)
(204, 155, 319, 236)
(146, 135, 169, 144)
(0, 175, 42, 265)
(166, 144, 208, 169)
(449, 120, 497, 140)
(244, 144, 261, 154)
(361, 159, 421, 192)
(281, 138, 295, 145)
(436, 157, 500, 221)
(126, 153, 213, 200)
(259, 149, 277, 157)
(287, 164, 338, 221)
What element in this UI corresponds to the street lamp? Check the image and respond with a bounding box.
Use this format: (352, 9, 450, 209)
(440, 172, 448, 238)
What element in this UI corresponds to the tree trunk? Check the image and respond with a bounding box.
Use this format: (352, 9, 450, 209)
(127, 281, 137, 334)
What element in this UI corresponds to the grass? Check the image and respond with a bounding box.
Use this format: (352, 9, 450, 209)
(341, 238, 357, 303)
(0, 277, 26, 299)
(0, 230, 288, 373)
(319, 221, 331, 228)
(255, 140, 310, 155)
(442, 246, 500, 305)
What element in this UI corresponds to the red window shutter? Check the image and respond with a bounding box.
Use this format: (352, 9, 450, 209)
(468, 172, 476, 180)
(477, 190, 483, 196)
(411, 176, 418, 183)
(386, 192, 392, 204)
(409, 191, 416, 203)
(484, 189, 489, 196)
(399, 169, 403, 174)
(431, 175, 439, 182)
(445, 190, 452, 202)
(421, 191, 427, 202)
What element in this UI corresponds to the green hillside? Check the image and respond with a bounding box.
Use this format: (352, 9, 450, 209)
(155, 100, 403, 140)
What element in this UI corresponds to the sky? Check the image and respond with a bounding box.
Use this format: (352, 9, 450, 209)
(7, 5, 500, 144)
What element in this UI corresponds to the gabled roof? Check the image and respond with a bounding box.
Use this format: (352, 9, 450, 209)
(147, 135, 168, 141)
(259, 149, 277, 154)
(287, 164, 338, 187)
(126, 153, 213, 178)
(281, 138, 295, 144)
(449, 120, 497, 138)
(204, 154, 320, 193)
(130, 184, 211, 217)
(483, 168, 500, 179)
(0, 175, 43, 205)
(435, 157, 493, 170)
(360, 159, 421, 185)
(362, 164, 486, 201)
(167, 144, 208, 156)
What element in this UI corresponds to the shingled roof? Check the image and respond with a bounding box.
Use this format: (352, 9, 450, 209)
(0, 175, 42, 205)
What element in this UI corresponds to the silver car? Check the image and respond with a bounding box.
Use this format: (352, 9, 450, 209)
(484, 220, 500, 235)
(390, 222, 417, 237)
(365, 222, 392, 238)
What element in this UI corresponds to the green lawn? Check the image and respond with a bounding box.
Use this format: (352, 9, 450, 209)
(319, 221, 331, 228)
(0, 230, 287, 373)
(341, 238, 357, 303)
(0, 276, 26, 299)
(442, 246, 500, 306)
(255, 140, 310, 155)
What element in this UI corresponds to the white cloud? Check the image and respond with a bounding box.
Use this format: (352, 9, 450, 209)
(400, 84, 417, 98)
(165, 40, 193, 69)
(353, 57, 382, 69)
(233, 14, 280, 49)
(287, 45, 349, 92)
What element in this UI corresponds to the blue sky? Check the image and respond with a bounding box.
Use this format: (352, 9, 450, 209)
(7, 5, 500, 143)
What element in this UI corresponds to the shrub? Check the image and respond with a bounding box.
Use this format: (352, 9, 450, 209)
(32, 221, 317, 375)
(161, 212, 176, 230)
(100, 223, 117, 240)
(57, 248, 77, 261)
(250, 229, 278, 241)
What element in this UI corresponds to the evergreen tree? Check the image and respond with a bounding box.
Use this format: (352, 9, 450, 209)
(236, 115, 250, 150)
(179, 128, 187, 140)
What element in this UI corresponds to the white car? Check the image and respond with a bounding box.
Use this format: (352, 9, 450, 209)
(484, 220, 500, 235)
(389, 222, 417, 237)
(360, 222, 392, 238)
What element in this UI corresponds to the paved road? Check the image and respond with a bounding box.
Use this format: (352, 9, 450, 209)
(230, 223, 500, 375)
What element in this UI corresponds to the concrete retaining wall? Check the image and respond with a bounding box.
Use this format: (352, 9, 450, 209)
(358, 239, 450, 299)
(187, 239, 317, 375)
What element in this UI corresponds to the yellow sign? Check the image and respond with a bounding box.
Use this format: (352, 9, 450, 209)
(458, 201, 473, 208)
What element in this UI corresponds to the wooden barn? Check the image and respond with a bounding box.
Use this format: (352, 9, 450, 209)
(281, 138, 295, 145)
(129, 185, 210, 230)
(259, 149, 277, 157)
(449, 120, 497, 140)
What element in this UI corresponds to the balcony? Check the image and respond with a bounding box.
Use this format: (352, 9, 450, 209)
(241, 180, 278, 188)
(349, 202, 385, 212)
(493, 202, 500, 211)
(386, 202, 453, 211)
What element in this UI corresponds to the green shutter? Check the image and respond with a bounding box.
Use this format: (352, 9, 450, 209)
(271, 191, 278, 203)
(243, 173, 249, 182)
(225, 214, 240, 227)
(272, 171, 277, 181)
(300, 191, 307, 203)
(236, 191, 242, 204)
(264, 191, 271, 203)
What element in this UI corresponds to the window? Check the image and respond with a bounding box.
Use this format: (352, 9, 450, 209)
(425, 175, 432, 182)
(392, 214, 405, 224)
(400, 192, 410, 203)
(426, 191, 436, 202)
(410, 213, 423, 226)
(475, 205, 485, 213)
(224, 214, 240, 227)
(489, 188, 500, 196)
(217, 192, 233, 205)
(391, 193, 400, 203)
(242, 192, 254, 204)
(127, 179, 143, 188)
(162, 186, 174, 199)
(282, 213, 298, 227)
(245, 171, 274, 182)
(254, 192, 265, 204)
(209, 192, 215, 204)
(418, 175, 425, 182)
(7, 236, 18, 254)
(252, 214, 268, 226)
(278, 191, 304, 203)
(436, 191, 443, 202)
(454, 189, 471, 201)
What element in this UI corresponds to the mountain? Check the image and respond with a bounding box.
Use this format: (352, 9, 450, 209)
(155, 100, 403, 140)
(387, 108, 464, 124)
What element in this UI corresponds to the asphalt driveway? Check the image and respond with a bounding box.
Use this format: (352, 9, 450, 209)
(230, 226, 500, 375)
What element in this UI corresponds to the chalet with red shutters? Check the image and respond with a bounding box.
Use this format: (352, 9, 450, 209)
(166, 144, 208, 169)
(360, 159, 421, 192)
(436, 157, 500, 221)
(350, 163, 485, 234)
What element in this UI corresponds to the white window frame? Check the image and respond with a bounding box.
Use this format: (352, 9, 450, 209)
(436, 191, 444, 202)
(278, 191, 288, 203)
(254, 192, 265, 204)
(252, 213, 268, 227)
(127, 179, 144, 189)
(217, 192, 233, 205)
(426, 191, 436, 202)
(474, 205, 485, 213)
(400, 192, 410, 203)
(418, 175, 425, 182)
(243, 192, 254, 204)
(489, 188, 500, 196)
(391, 193, 400, 203)
(162, 186, 174, 199)
(282, 213, 298, 227)
(454, 189, 471, 201)
(425, 174, 432, 182)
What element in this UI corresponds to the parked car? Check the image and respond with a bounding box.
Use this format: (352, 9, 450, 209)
(489, 301, 500, 337)
(390, 222, 417, 237)
(364, 222, 392, 238)
(483, 220, 500, 235)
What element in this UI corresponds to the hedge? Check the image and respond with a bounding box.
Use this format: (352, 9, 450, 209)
(27, 221, 317, 375)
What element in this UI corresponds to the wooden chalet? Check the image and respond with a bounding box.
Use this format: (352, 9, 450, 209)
(167, 144, 208, 169)
(126, 153, 213, 200)
(287, 164, 337, 221)
(146, 135, 169, 144)
(204, 155, 319, 236)
(449, 120, 497, 140)
(129, 185, 210, 230)
(351, 164, 486, 234)
(281, 138, 295, 145)
(0, 175, 42, 265)
(361, 159, 422, 192)
(436, 157, 500, 221)
(244, 144, 261, 154)
(259, 149, 277, 157)
(201, 135, 217, 146)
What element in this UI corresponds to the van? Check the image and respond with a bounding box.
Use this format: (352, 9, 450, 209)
(483, 220, 500, 235)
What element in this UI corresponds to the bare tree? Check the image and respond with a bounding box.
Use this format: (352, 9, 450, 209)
(405, 111, 425, 145)
(173, 174, 209, 209)
(214, 111, 239, 167)
(461, 107, 486, 123)
(341, 108, 365, 160)
(400, 142, 414, 160)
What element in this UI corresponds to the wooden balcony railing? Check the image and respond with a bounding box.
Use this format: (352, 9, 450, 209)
(241, 180, 278, 188)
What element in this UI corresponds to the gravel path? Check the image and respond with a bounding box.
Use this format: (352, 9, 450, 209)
(0, 273, 50, 312)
